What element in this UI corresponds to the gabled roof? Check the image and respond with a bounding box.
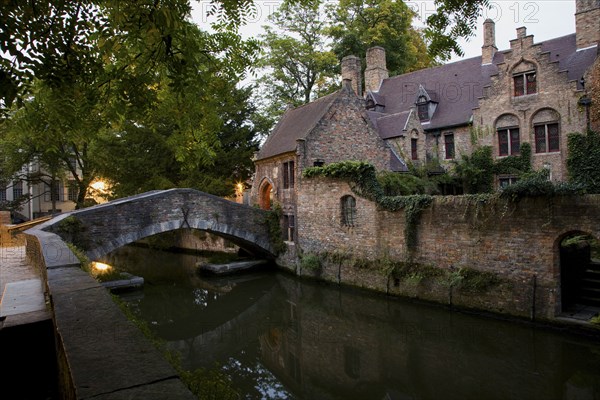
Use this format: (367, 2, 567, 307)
(255, 32, 597, 167)
(542, 34, 597, 88)
(377, 55, 500, 130)
(366, 90, 386, 107)
(370, 111, 412, 140)
(256, 91, 339, 161)
(375, 33, 596, 131)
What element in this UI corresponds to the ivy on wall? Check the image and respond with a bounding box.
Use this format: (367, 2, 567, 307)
(452, 143, 532, 194)
(303, 157, 584, 249)
(494, 142, 532, 175)
(567, 130, 600, 193)
(303, 161, 432, 249)
(453, 146, 495, 194)
(265, 203, 287, 254)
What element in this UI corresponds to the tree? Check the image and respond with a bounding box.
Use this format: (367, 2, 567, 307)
(1, 4, 262, 207)
(0, 0, 267, 111)
(0, 80, 104, 210)
(327, 0, 436, 76)
(181, 85, 266, 196)
(423, 0, 490, 61)
(95, 74, 264, 199)
(257, 0, 338, 122)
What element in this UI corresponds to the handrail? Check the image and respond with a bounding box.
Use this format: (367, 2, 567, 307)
(4, 216, 53, 231)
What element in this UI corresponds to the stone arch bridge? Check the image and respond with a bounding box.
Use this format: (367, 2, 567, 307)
(42, 189, 277, 260)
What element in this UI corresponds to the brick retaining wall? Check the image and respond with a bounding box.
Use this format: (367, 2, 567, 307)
(292, 177, 600, 320)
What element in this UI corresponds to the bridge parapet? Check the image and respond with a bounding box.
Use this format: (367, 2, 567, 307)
(38, 189, 277, 260)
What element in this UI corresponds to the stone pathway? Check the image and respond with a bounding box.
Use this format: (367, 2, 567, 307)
(0, 233, 49, 327)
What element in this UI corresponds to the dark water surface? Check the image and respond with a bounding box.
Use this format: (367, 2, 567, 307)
(103, 246, 600, 400)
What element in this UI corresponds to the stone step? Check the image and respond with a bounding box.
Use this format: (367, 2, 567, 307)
(581, 287, 600, 294)
(586, 262, 600, 273)
(0, 279, 49, 328)
(581, 278, 600, 288)
(584, 268, 600, 276)
(577, 296, 600, 307)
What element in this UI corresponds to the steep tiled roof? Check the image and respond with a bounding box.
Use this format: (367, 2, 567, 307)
(377, 55, 500, 130)
(257, 32, 596, 165)
(375, 111, 412, 139)
(375, 33, 595, 131)
(541, 34, 598, 88)
(256, 91, 339, 160)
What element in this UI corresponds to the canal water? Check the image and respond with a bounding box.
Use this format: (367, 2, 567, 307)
(102, 245, 600, 400)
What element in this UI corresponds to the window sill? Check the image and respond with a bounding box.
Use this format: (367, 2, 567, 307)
(496, 153, 521, 158)
(513, 93, 538, 99)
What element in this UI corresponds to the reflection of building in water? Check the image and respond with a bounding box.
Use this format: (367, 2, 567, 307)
(258, 274, 600, 400)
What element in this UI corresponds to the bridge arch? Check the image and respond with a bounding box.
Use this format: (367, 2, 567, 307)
(42, 189, 277, 260)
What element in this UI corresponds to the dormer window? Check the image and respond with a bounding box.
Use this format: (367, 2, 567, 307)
(513, 71, 536, 96)
(417, 95, 429, 121)
(366, 98, 375, 110)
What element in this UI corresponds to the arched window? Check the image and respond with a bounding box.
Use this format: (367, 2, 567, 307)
(341, 195, 356, 227)
(495, 114, 520, 156)
(532, 108, 561, 153)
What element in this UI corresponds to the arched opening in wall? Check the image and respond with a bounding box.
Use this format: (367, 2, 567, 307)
(259, 181, 273, 210)
(559, 232, 600, 311)
(340, 195, 356, 227)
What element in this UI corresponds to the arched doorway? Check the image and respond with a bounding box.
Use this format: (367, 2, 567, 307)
(559, 232, 600, 311)
(259, 181, 273, 210)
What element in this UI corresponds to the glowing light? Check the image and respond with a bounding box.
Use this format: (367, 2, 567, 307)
(92, 261, 112, 272)
(90, 181, 106, 191)
(235, 182, 244, 197)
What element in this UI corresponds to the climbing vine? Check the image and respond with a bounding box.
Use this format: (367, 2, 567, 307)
(453, 146, 495, 193)
(567, 130, 600, 193)
(265, 203, 287, 255)
(494, 142, 532, 175)
(499, 169, 585, 201)
(303, 161, 432, 249)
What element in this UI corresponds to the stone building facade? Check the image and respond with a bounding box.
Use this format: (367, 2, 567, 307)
(250, 1, 600, 320)
(252, 0, 600, 226)
(250, 85, 404, 244)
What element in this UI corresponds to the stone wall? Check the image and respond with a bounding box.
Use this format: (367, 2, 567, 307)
(298, 87, 392, 173)
(0, 210, 10, 225)
(291, 177, 600, 320)
(24, 229, 196, 399)
(250, 152, 297, 217)
(137, 229, 238, 254)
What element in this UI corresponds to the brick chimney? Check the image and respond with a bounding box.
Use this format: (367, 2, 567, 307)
(364, 47, 389, 93)
(576, 0, 600, 49)
(341, 55, 362, 96)
(481, 18, 497, 65)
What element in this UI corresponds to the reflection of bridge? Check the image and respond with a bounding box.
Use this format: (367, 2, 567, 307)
(162, 274, 282, 368)
(40, 189, 276, 260)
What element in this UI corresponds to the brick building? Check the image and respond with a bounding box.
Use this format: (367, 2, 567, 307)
(251, 0, 600, 241)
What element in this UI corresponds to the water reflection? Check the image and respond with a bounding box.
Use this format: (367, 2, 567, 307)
(105, 246, 600, 400)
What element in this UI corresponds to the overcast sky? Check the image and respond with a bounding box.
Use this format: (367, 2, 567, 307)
(191, 0, 576, 64)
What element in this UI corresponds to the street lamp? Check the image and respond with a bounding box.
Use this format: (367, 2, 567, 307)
(578, 77, 592, 132)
